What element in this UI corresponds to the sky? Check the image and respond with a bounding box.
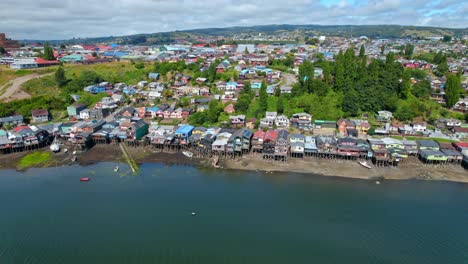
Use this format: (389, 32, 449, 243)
(0, 0, 466, 40)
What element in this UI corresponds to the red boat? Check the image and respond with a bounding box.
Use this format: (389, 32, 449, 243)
(80, 177, 90, 182)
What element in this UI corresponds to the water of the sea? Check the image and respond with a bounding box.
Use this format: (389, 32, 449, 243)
(0, 162, 466, 264)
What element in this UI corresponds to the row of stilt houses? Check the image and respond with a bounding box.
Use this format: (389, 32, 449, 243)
(1, 118, 468, 169)
(0, 125, 52, 154)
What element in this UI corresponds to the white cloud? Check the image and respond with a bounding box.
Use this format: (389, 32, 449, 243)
(0, 0, 465, 39)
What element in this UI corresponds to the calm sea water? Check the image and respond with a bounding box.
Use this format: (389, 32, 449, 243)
(0, 162, 466, 264)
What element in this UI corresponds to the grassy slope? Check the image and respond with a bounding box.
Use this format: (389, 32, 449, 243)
(21, 75, 59, 96)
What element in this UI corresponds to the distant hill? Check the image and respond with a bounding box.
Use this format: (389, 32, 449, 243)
(20, 24, 468, 45)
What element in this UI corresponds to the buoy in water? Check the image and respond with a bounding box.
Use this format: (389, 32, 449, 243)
(376, 181, 381, 185)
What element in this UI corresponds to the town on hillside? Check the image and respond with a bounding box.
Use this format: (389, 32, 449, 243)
(0, 31, 467, 169)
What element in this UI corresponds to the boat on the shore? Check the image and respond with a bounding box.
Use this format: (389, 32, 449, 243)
(358, 161, 372, 169)
(182, 151, 193, 158)
(50, 136, 61, 152)
(80, 177, 90, 182)
(114, 165, 119, 172)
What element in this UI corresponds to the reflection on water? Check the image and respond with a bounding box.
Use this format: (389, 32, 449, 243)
(0, 162, 466, 264)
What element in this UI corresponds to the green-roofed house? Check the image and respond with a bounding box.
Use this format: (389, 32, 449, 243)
(60, 54, 86, 63)
(419, 150, 448, 163)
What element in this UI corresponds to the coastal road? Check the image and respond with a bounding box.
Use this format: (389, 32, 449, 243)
(0, 72, 54, 102)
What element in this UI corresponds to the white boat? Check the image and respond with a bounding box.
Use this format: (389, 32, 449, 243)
(50, 136, 61, 152)
(50, 143, 60, 152)
(114, 166, 119, 172)
(182, 151, 193, 158)
(358, 160, 372, 169)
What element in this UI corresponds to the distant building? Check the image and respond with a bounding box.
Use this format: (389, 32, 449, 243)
(0, 33, 20, 49)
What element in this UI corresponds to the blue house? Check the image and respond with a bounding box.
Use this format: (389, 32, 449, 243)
(175, 125, 194, 144)
(123, 87, 137, 95)
(91, 85, 106, 94)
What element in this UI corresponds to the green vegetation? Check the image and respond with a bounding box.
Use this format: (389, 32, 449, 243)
(55, 66, 67, 87)
(0, 66, 53, 87)
(21, 75, 59, 96)
(390, 136, 455, 143)
(41, 43, 55, 60)
(18, 152, 52, 169)
(445, 74, 461, 108)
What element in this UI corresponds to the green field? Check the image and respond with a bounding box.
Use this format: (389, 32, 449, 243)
(18, 152, 52, 169)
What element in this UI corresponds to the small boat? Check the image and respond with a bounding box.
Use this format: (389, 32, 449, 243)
(50, 136, 61, 152)
(182, 151, 193, 158)
(80, 177, 90, 182)
(114, 166, 119, 172)
(358, 161, 372, 169)
(50, 143, 60, 152)
(376, 181, 381, 185)
(191, 212, 196, 216)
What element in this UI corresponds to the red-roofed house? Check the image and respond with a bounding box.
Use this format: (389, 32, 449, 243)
(252, 130, 265, 152)
(263, 130, 278, 154)
(35, 57, 59, 67)
(453, 127, 468, 139)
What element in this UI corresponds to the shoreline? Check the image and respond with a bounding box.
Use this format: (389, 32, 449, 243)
(1, 146, 467, 184)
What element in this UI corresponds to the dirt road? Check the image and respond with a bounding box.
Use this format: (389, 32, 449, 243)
(0, 72, 53, 102)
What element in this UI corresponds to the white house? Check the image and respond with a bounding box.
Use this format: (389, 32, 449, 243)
(412, 122, 427, 132)
(275, 114, 290, 128)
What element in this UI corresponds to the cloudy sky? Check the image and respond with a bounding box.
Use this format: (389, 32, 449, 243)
(1, 0, 466, 40)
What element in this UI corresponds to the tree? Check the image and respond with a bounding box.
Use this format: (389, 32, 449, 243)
(380, 44, 385, 55)
(91, 51, 98, 57)
(411, 79, 431, 99)
(42, 42, 55, 60)
(55, 66, 67, 87)
(244, 47, 249, 55)
(435, 59, 448, 77)
(259, 80, 268, 113)
(445, 74, 461, 108)
(386, 52, 395, 65)
(404, 43, 414, 59)
(0, 46, 6, 55)
(60, 44, 66, 49)
(208, 99, 223, 123)
(342, 89, 359, 117)
(442, 35, 452, 42)
(134, 62, 145, 69)
(277, 96, 284, 114)
(359, 45, 365, 57)
(235, 94, 251, 113)
(208, 62, 217, 82)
